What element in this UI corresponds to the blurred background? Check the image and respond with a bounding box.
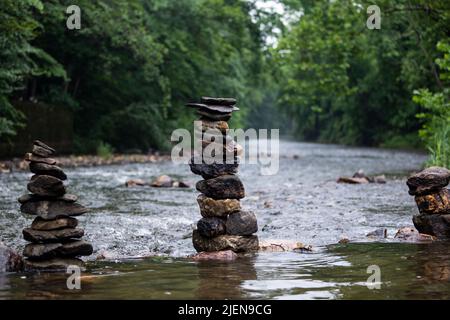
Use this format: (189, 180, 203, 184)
(0, 0, 448, 166)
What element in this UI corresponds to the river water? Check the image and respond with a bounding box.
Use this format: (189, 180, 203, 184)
(1, 140, 449, 299)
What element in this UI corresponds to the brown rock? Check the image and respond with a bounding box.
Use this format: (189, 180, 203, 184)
(31, 216, 78, 231)
(394, 227, 436, 242)
(197, 217, 226, 238)
(125, 179, 146, 187)
(337, 177, 370, 184)
(27, 175, 66, 197)
(21, 200, 88, 220)
(0, 242, 23, 272)
(196, 118, 229, 133)
(25, 153, 56, 165)
(190, 250, 238, 261)
(29, 162, 67, 180)
(151, 175, 172, 188)
(196, 109, 232, 121)
(407, 166, 450, 195)
(415, 188, 450, 215)
(187, 103, 239, 114)
(197, 194, 241, 218)
(23, 240, 93, 259)
(23, 258, 84, 271)
(32, 140, 55, 158)
(413, 214, 450, 239)
(190, 159, 239, 179)
(259, 240, 313, 252)
(196, 175, 245, 200)
(226, 211, 258, 236)
(192, 230, 258, 253)
(23, 228, 84, 243)
(18, 193, 77, 204)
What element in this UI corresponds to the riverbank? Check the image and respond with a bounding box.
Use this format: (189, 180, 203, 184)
(0, 153, 172, 174)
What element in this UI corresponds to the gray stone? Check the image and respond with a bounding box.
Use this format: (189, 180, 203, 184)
(25, 153, 56, 165)
(196, 110, 232, 121)
(407, 166, 450, 195)
(18, 193, 77, 204)
(197, 217, 226, 238)
(23, 241, 93, 259)
(29, 162, 67, 180)
(226, 211, 258, 236)
(20, 200, 88, 220)
(27, 175, 66, 197)
(23, 258, 84, 271)
(187, 103, 239, 114)
(32, 140, 55, 158)
(192, 230, 258, 253)
(196, 175, 245, 200)
(23, 228, 84, 243)
(190, 159, 239, 179)
(200, 97, 237, 106)
(58, 240, 93, 257)
(31, 216, 78, 231)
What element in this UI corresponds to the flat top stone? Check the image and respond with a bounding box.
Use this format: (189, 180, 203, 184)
(201, 97, 237, 106)
(186, 103, 239, 114)
(34, 140, 56, 153)
(24, 153, 57, 165)
(407, 166, 450, 195)
(18, 193, 78, 204)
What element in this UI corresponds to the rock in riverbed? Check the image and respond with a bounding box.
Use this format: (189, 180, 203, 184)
(415, 188, 450, 215)
(18, 193, 78, 204)
(197, 194, 241, 218)
(29, 162, 67, 180)
(413, 214, 450, 239)
(190, 250, 238, 261)
(23, 258, 84, 271)
(31, 216, 78, 231)
(196, 175, 245, 199)
(226, 211, 258, 236)
(197, 217, 227, 238)
(394, 227, 436, 242)
(27, 175, 66, 197)
(21, 200, 89, 220)
(23, 228, 84, 243)
(192, 230, 259, 253)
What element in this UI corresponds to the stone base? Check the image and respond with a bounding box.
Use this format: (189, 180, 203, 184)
(192, 230, 258, 253)
(23, 258, 84, 272)
(413, 214, 450, 239)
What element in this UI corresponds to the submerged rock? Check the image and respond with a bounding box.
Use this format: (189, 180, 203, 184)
(259, 240, 312, 253)
(23, 228, 84, 243)
(20, 200, 88, 220)
(337, 177, 369, 184)
(27, 175, 66, 197)
(192, 230, 258, 253)
(0, 242, 23, 272)
(197, 217, 226, 238)
(197, 194, 241, 218)
(151, 175, 173, 188)
(394, 227, 436, 242)
(226, 211, 258, 236)
(125, 179, 146, 187)
(196, 175, 245, 200)
(31, 216, 78, 231)
(366, 228, 387, 239)
(23, 258, 84, 271)
(415, 188, 450, 215)
(407, 166, 450, 195)
(190, 250, 238, 261)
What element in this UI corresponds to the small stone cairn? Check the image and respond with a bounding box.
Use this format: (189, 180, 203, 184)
(18, 140, 93, 270)
(407, 166, 450, 239)
(186, 97, 259, 253)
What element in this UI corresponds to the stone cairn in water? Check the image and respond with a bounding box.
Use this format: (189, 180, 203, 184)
(186, 97, 259, 253)
(407, 166, 450, 239)
(18, 140, 93, 270)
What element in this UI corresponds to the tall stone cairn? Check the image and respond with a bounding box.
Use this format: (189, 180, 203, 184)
(407, 166, 450, 239)
(18, 140, 93, 271)
(187, 97, 259, 253)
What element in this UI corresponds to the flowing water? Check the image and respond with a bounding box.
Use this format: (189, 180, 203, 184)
(1, 140, 449, 299)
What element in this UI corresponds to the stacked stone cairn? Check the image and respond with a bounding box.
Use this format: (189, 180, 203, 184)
(407, 166, 450, 239)
(186, 97, 259, 253)
(18, 140, 93, 271)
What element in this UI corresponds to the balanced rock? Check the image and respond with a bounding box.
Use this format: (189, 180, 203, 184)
(190, 159, 239, 179)
(18, 193, 77, 204)
(196, 118, 229, 133)
(23, 258, 84, 271)
(196, 175, 245, 200)
(23, 228, 84, 243)
(32, 140, 55, 158)
(27, 175, 66, 197)
(197, 217, 226, 238)
(23, 241, 93, 259)
(197, 109, 232, 121)
(226, 211, 258, 236)
(192, 230, 258, 253)
(415, 188, 450, 215)
(407, 167, 450, 195)
(200, 97, 237, 106)
(25, 153, 56, 165)
(413, 214, 450, 238)
(31, 216, 78, 231)
(29, 162, 67, 180)
(197, 194, 241, 218)
(21, 200, 88, 220)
